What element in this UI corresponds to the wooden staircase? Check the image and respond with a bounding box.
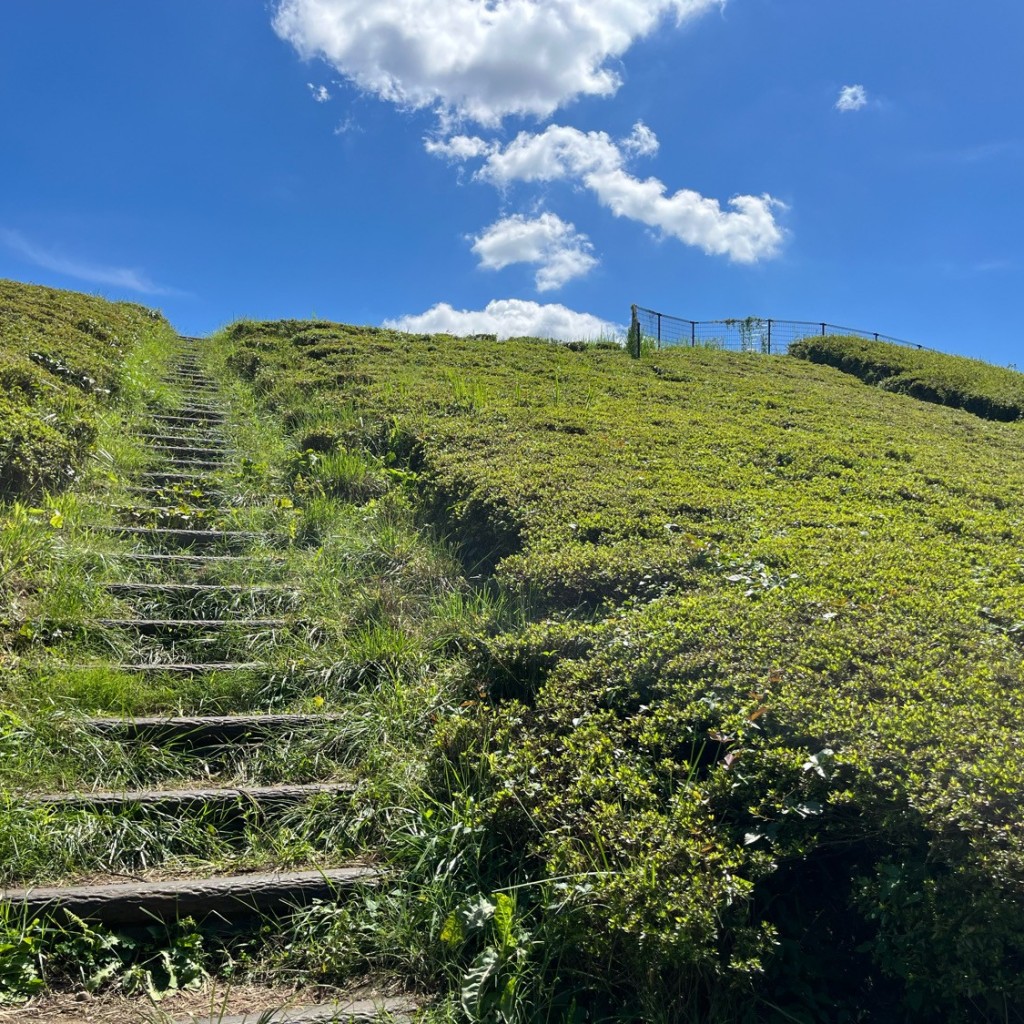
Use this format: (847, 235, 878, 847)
(2, 339, 413, 1022)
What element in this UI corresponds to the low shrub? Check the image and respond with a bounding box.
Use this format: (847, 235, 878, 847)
(216, 319, 1024, 1019)
(790, 334, 1024, 421)
(0, 280, 171, 497)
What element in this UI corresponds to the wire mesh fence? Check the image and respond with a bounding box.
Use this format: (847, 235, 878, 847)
(630, 306, 932, 356)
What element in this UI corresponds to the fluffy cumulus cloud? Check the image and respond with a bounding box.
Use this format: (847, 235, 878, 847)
(471, 213, 597, 290)
(273, 0, 721, 125)
(835, 84, 868, 112)
(385, 298, 622, 340)
(434, 123, 786, 263)
(307, 83, 332, 102)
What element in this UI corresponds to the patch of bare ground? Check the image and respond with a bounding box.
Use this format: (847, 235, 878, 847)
(0, 981, 416, 1023)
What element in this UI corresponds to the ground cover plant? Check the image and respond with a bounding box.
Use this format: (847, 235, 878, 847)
(214, 318, 1024, 1022)
(0, 278, 174, 497)
(0, 288, 475, 1018)
(790, 333, 1024, 421)
(7, 286, 1024, 1021)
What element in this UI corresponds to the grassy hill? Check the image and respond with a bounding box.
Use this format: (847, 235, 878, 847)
(790, 333, 1024, 421)
(4, 282, 1024, 1021)
(216, 319, 1024, 1021)
(0, 279, 175, 497)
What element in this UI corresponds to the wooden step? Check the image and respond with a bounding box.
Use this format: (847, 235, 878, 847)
(85, 713, 341, 744)
(93, 618, 293, 633)
(98, 662, 272, 674)
(59, 661, 273, 675)
(121, 487, 224, 501)
(146, 451, 229, 464)
(140, 434, 227, 448)
(117, 552, 287, 563)
(153, 461, 231, 471)
(152, 407, 221, 416)
(174, 405, 225, 415)
(94, 525, 268, 544)
(137, 472, 226, 484)
(144, 442, 228, 457)
(28, 782, 355, 813)
(146, 441, 226, 452)
(2, 866, 376, 925)
(157, 412, 226, 425)
(140, 435, 226, 447)
(177, 996, 417, 1024)
(151, 461, 232, 472)
(152, 414, 226, 426)
(104, 582, 292, 594)
(112, 504, 232, 517)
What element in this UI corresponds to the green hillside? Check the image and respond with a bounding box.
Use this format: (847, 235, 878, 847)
(217, 319, 1024, 1021)
(4, 283, 1024, 1021)
(0, 279, 175, 497)
(790, 333, 1024, 421)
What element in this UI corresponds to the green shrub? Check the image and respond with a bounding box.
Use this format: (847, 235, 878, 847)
(217, 319, 1024, 1019)
(0, 280, 171, 497)
(790, 334, 1024, 421)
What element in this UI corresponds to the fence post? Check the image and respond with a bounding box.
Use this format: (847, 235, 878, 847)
(628, 304, 641, 359)
(657, 313, 662, 349)
(821, 323, 826, 336)
(691, 321, 696, 347)
(767, 319, 772, 354)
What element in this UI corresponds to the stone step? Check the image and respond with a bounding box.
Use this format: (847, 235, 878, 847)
(27, 782, 355, 814)
(2, 866, 377, 926)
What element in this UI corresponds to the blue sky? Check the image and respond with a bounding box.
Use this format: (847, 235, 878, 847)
(1, 1, 1022, 362)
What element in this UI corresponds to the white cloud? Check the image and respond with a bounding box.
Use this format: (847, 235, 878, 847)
(621, 120, 659, 158)
(1, 229, 180, 296)
(307, 82, 332, 102)
(471, 213, 597, 291)
(385, 298, 622, 340)
(436, 123, 785, 263)
(835, 84, 867, 112)
(333, 115, 362, 135)
(273, 0, 722, 126)
(424, 135, 498, 162)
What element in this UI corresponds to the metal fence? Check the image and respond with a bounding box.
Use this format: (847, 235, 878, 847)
(630, 305, 932, 356)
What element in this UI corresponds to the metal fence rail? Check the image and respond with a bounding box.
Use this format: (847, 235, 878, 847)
(630, 305, 931, 356)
